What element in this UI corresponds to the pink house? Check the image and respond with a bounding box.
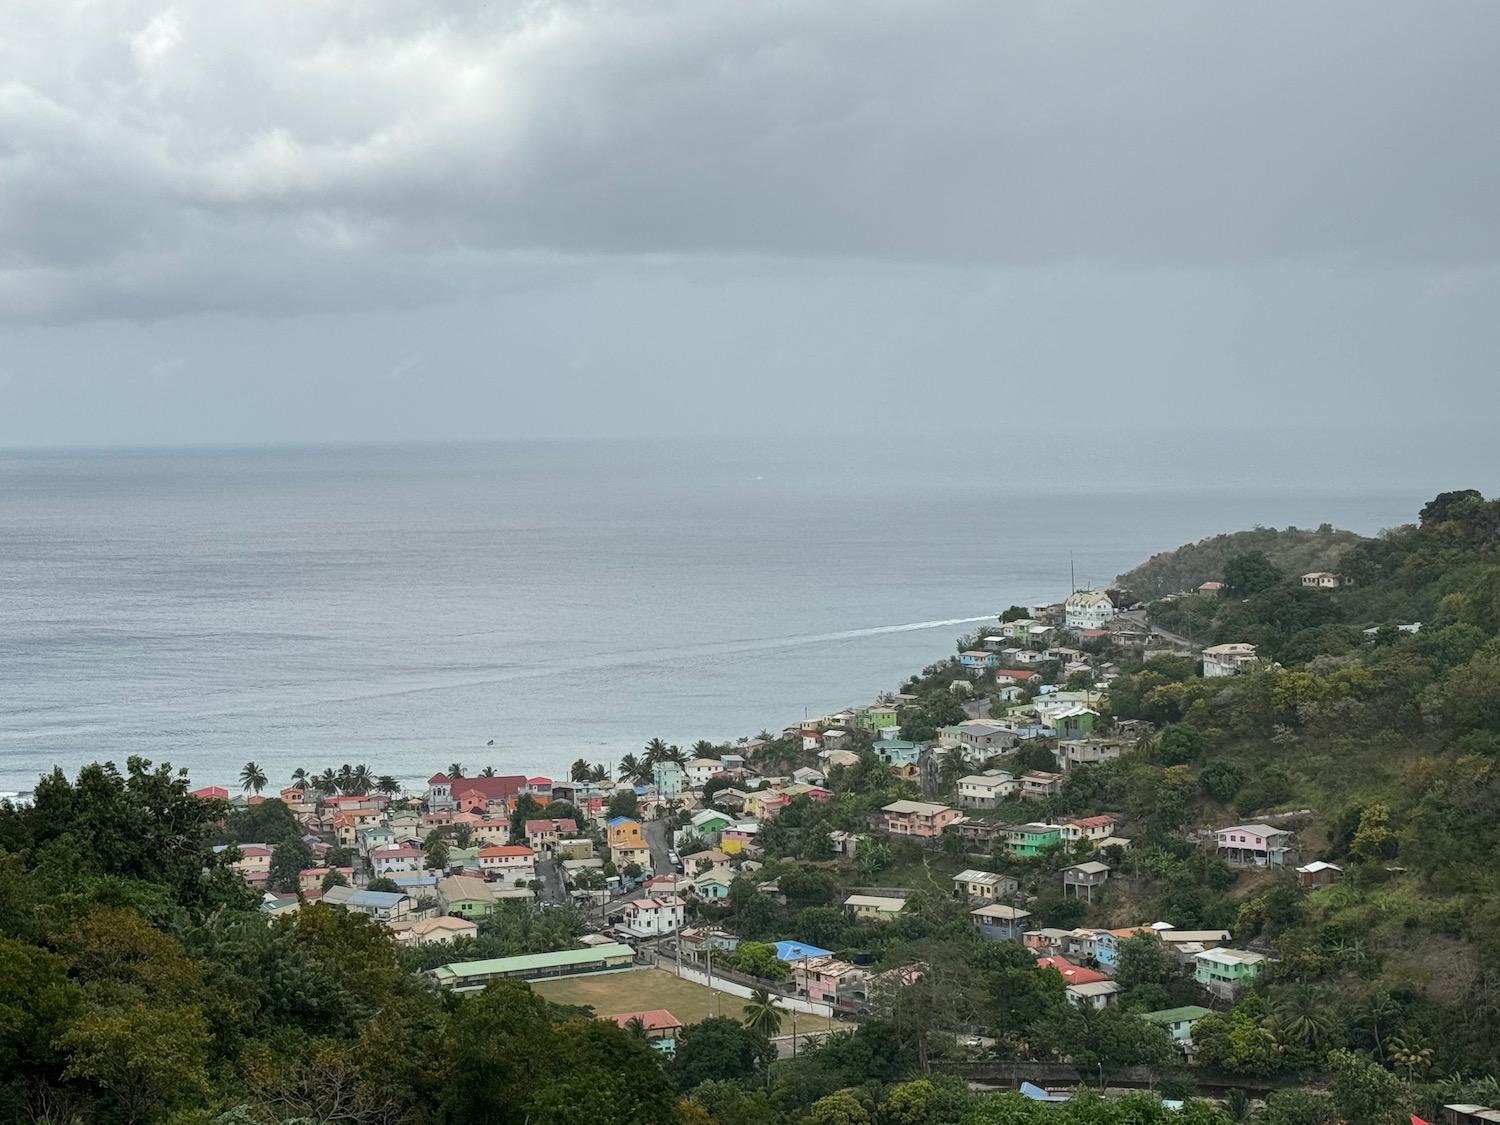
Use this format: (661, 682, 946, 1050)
(191, 786, 230, 800)
(794, 956, 869, 1011)
(1215, 824, 1295, 868)
(881, 800, 963, 838)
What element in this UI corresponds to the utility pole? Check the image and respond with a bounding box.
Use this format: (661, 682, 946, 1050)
(791, 1007, 799, 1058)
(706, 947, 714, 1021)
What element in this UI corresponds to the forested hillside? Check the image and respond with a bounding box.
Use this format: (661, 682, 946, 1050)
(1117, 525, 1366, 599)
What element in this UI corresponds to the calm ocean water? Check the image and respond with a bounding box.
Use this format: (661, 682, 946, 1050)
(0, 434, 1454, 795)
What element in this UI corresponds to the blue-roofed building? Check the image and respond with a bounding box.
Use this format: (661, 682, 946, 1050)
(774, 940, 833, 963)
(873, 740, 922, 767)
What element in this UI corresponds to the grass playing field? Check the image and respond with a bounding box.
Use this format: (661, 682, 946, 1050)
(530, 967, 839, 1034)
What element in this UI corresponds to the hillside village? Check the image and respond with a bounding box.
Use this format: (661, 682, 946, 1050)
(194, 583, 1345, 1074)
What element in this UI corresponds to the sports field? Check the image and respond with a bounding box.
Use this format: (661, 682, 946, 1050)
(530, 967, 839, 1033)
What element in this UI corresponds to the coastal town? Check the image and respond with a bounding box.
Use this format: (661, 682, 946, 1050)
(190, 583, 1345, 1084)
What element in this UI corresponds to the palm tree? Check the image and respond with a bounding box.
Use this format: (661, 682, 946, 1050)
(290, 767, 310, 788)
(692, 740, 716, 758)
(662, 744, 688, 766)
(743, 988, 783, 1039)
(479, 765, 497, 777)
(351, 764, 373, 795)
(937, 750, 972, 797)
(239, 761, 267, 795)
(335, 764, 356, 795)
(643, 738, 670, 766)
(618, 754, 643, 782)
(447, 762, 464, 779)
(453, 823, 474, 849)
(1354, 991, 1399, 1061)
(1387, 1033, 1433, 1079)
(588, 763, 608, 782)
(570, 759, 591, 782)
(623, 1015, 649, 1040)
(316, 768, 339, 796)
(375, 775, 400, 798)
(1264, 986, 1332, 1050)
(1132, 732, 1157, 758)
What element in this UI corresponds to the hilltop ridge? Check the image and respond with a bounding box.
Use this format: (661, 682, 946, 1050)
(1116, 524, 1367, 599)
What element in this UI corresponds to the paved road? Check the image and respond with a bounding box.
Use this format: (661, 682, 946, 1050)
(535, 856, 566, 904)
(642, 815, 673, 876)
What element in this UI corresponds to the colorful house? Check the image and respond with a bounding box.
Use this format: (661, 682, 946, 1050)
(1141, 1005, 1214, 1046)
(881, 800, 962, 839)
(434, 873, 496, 918)
(1007, 823, 1062, 858)
(607, 816, 643, 850)
(1194, 948, 1266, 1000)
(720, 824, 760, 855)
(607, 1010, 683, 1055)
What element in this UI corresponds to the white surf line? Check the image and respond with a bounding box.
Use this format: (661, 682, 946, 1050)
(0, 614, 1000, 730)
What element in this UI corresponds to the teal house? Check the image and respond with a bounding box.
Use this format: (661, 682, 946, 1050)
(1008, 823, 1062, 858)
(1140, 1006, 1214, 1045)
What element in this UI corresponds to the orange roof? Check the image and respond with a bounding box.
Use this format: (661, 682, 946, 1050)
(478, 845, 535, 857)
(608, 1009, 682, 1032)
(1036, 956, 1108, 985)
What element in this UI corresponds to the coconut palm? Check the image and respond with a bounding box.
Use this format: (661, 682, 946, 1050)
(1264, 986, 1333, 1050)
(938, 750, 972, 797)
(743, 988, 783, 1039)
(643, 738, 670, 765)
(662, 744, 688, 766)
(375, 775, 400, 798)
(618, 754, 644, 782)
(351, 764, 373, 794)
(588, 763, 608, 782)
(239, 761, 267, 795)
(453, 823, 474, 848)
(692, 740, 716, 758)
(570, 759, 591, 782)
(290, 767, 310, 788)
(623, 1016, 649, 1040)
(1387, 1033, 1433, 1079)
(479, 765, 497, 777)
(1354, 991, 1399, 1061)
(447, 763, 464, 779)
(335, 764, 357, 795)
(315, 768, 339, 796)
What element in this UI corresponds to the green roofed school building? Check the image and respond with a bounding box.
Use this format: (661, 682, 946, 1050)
(430, 943, 636, 991)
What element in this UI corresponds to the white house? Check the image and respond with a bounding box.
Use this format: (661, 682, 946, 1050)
(478, 845, 538, 884)
(1301, 571, 1342, 589)
(369, 845, 425, 877)
(957, 771, 1019, 809)
(394, 916, 479, 947)
(1202, 643, 1258, 678)
(1064, 590, 1116, 631)
(622, 895, 686, 937)
(686, 758, 723, 787)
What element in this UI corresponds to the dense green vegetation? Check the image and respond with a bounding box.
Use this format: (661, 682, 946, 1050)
(1116, 525, 1365, 600)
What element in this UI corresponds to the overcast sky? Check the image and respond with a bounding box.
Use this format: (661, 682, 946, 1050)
(2, 1, 1497, 447)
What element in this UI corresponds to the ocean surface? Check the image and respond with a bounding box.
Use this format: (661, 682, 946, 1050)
(0, 433, 1465, 795)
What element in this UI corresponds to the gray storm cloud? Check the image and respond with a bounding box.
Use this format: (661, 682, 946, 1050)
(3, 0, 1498, 321)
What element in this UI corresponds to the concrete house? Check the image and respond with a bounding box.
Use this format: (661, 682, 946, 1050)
(1194, 948, 1267, 999)
(1301, 571, 1342, 589)
(437, 875, 497, 919)
(1064, 590, 1116, 631)
(1008, 823, 1063, 857)
(321, 886, 413, 924)
(1060, 815, 1117, 847)
(478, 845, 537, 885)
(795, 957, 869, 1012)
(959, 650, 1001, 669)
(954, 869, 1020, 902)
(1203, 643, 1259, 678)
(971, 903, 1032, 942)
(652, 760, 686, 798)
(843, 894, 908, 922)
(882, 800, 963, 838)
(1141, 1005, 1215, 1049)
(942, 719, 1019, 754)
(957, 771, 1019, 809)
(686, 758, 724, 787)
(1057, 740, 1124, 770)
(1020, 771, 1064, 800)
(369, 844, 426, 878)
(1215, 824, 1295, 868)
(622, 895, 686, 937)
(525, 818, 578, 852)
(1062, 861, 1111, 902)
(395, 916, 479, 948)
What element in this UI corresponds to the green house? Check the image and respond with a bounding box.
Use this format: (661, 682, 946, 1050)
(1193, 949, 1266, 999)
(1140, 1005, 1214, 1043)
(1008, 823, 1062, 858)
(1054, 706, 1098, 738)
(856, 705, 901, 731)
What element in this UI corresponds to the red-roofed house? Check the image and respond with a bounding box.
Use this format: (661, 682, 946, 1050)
(229, 844, 271, 884)
(427, 772, 528, 811)
(191, 786, 229, 800)
(1036, 956, 1108, 986)
(370, 845, 425, 877)
(478, 844, 536, 885)
(607, 1010, 683, 1053)
(995, 670, 1039, 685)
